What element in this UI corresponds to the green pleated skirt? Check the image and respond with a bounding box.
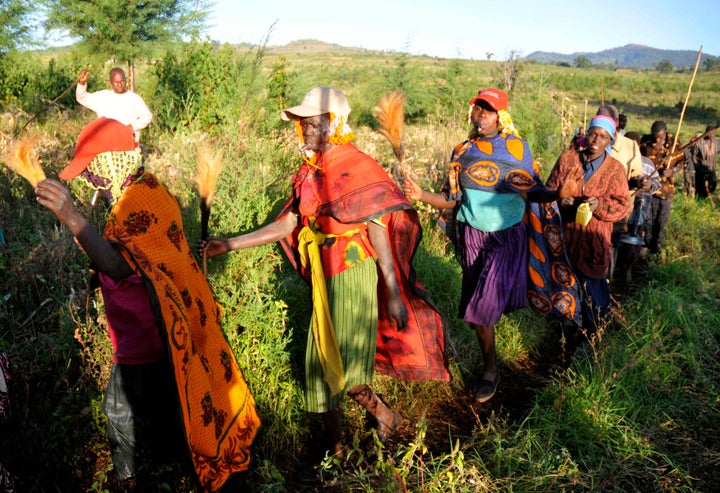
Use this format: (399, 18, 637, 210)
(304, 257, 378, 413)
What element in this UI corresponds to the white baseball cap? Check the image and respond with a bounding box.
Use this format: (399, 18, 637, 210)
(281, 86, 351, 121)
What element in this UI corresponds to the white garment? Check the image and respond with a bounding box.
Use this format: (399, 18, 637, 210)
(76, 84, 152, 141)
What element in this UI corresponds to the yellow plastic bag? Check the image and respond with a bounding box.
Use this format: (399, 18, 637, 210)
(575, 202, 592, 226)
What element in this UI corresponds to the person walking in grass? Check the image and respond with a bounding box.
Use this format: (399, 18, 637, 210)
(403, 87, 580, 403)
(545, 115, 630, 343)
(198, 86, 450, 483)
(34, 118, 260, 492)
(76, 68, 152, 144)
(640, 120, 685, 255)
(686, 125, 718, 200)
(615, 131, 661, 284)
(593, 105, 643, 281)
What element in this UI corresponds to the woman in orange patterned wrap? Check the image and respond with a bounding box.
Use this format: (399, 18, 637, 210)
(35, 118, 259, 492)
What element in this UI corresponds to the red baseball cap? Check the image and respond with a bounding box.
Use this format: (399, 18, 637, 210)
(469, 87, 508, 112)
(59, 118, 136, 180)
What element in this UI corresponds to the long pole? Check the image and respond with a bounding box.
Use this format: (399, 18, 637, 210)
(15, 80, 77, 137)
(671, 45, 703, 155)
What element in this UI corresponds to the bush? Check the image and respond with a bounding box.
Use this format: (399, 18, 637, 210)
(0, 52, 80, 121)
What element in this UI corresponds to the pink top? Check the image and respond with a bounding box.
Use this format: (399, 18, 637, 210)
(98, 272, 166, 364)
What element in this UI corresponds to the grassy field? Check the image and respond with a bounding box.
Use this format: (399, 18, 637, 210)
(1, 41, 719, 492)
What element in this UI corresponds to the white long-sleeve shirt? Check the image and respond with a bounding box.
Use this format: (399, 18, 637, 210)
(76, 84, 153, 142)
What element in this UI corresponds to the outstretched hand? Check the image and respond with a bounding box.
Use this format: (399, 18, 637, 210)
(402, 174, 423, 201)
(196, 238, 230, 259)
(77, 70, 89, 85)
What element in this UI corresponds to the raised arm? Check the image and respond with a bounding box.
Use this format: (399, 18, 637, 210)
(35, 179, 133, 282)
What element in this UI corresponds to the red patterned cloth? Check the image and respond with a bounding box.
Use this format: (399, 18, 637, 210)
(280, 143, 450, 382)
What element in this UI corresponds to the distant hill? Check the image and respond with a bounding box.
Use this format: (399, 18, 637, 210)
(265, 39, 388, 56)
(221, 40, 716, 68)
(525, 44, 717, 68)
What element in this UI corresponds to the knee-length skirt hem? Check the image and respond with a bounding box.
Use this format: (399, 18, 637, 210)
(304, 258, 378, 413)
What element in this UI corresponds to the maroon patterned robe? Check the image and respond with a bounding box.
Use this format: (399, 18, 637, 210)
(546, 150, 630, 279)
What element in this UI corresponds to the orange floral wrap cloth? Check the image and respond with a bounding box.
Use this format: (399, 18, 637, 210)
(104, 173, 260, 492)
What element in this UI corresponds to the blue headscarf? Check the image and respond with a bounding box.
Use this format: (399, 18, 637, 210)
(588, 115, 616, 153)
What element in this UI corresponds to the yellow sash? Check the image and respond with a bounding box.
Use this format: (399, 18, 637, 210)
(296, 225, 361, 395)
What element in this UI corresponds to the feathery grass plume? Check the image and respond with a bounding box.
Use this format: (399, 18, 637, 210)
(194, 144, 225, 276)
(373, 91, 406, 180)
(2, 134, 46, 187)
(194, 144, 225, 240)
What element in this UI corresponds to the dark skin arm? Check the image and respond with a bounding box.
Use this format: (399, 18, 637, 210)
(368, 220, 408, 329)
(402, 175, 457, 209)
(198, 214, 409, 328)
(197, 212, 298, 258)
(527, 166, 583, 203)
(35, 179, 133, 282)
(77, 70, 89, 85)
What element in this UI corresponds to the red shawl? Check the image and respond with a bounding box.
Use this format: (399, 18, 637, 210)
(279, 144, 450, 382)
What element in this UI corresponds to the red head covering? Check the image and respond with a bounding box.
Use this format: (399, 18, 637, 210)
(469, 87, 508, 111)
(59, 118, 135, 180)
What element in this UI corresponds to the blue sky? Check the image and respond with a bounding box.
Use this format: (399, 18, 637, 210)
(208, 0, 719, 60)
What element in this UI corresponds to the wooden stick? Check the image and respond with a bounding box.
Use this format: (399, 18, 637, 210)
(670, 45, 703, 156)
(16, 80, 77, 137)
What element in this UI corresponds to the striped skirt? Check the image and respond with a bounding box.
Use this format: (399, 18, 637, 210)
(304, 257, 378, 413)
(456, 221, 527, 328)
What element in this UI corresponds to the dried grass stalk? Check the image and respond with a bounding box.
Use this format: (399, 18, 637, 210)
(194, 144, 225, 276)
(373, 91, 406, 171)
(194, 144, 224, 278)
(2, 135, 46, 187)
(194, 144, 225, 212)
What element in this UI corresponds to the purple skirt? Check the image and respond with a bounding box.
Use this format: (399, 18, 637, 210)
(456, 221, 528, 327)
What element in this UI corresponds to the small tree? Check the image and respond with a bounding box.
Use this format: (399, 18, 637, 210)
(0, 0, 32, 56)
(43, 0, 210, 90)
(493, 50, 526, 96)
(574, 55, 591, 69)
(656, 59, 674, 74)
(703, 57, 718, 71)
(267, 55, 295, 114)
